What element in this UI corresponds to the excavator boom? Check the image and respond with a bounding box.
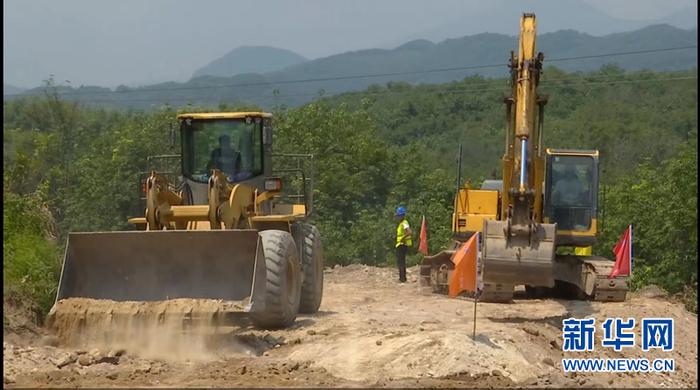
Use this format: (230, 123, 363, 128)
(480, 13, 556, 297)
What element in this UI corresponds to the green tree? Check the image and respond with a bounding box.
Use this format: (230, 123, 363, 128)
(597, 138, 697, 300)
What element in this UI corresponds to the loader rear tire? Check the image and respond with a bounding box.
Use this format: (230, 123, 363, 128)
(250, 230, 302, 329)
(293, 223, 324, 314)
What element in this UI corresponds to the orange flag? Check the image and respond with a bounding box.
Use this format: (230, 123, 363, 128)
(448, 233, 479, 297)
(418, 215, 429, 256)
(609, 225, 633, 278)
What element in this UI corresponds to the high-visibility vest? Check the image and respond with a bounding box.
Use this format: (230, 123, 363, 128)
(575, 246, 592, 256)
(396, 218, 413, 248)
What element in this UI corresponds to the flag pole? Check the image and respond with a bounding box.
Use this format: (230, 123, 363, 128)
(629, 224, 634, 275)
(472, 291, 477, 340)
(472, 232, 481, 340)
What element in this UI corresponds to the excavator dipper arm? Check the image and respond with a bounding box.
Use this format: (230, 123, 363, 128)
(481, 14, 557, 297)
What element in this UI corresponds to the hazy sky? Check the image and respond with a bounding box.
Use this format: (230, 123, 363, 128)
(4, 0, 697, 89)
(583, 0, 691, 18)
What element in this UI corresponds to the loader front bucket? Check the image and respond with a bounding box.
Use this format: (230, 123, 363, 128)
(482, 220, 556, 287)
(55, 230, 267, 313)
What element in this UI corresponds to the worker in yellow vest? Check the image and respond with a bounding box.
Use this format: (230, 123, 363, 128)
(395, 206, 413, 283)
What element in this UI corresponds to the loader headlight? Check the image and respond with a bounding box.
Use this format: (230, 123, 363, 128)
(264, 177, 282, 192)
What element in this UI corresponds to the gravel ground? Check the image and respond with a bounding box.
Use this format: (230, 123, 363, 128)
(3, 264, 697, 388)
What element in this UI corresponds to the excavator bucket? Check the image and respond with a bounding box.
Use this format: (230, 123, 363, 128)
(54, 230, 267, 311)
(481, 220, 556, 287)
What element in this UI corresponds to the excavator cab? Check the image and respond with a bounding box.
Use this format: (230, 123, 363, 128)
(544, 149, 599, 247)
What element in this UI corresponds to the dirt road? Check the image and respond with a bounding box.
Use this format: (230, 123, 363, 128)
(4, 265, 697, 388)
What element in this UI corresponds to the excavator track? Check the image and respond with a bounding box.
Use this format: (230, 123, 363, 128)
(421, 254, 627, 302)
(479, 283, 514, 302)
(480, 255, 629, 302)
(582, 257, 628, 302)
(552, 255, 628, 302)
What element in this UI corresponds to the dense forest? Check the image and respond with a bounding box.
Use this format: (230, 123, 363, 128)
(3, 66, 697, 320)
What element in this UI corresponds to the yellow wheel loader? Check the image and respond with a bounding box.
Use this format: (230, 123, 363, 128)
(50, 112, 324, 330)
(420, 14, 628, 302)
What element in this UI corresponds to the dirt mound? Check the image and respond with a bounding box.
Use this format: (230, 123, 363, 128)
(288, 326, 534, 382)
(47, 298, 249, 361)
(3, 292, 46, 346)
(635, 284, 669, 298)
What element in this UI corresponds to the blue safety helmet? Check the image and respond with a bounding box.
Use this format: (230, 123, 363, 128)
(395, 206, 406, 216)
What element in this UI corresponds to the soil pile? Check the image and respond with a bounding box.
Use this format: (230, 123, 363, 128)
(47, 298, 245, 361)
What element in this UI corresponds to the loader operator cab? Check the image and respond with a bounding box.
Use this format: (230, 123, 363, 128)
(544, 149, 599, 246)
(180, 114, 266, 184)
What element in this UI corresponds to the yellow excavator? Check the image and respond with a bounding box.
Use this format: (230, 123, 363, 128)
(50, 112, 324, 329)
(420, 14, 628, 302)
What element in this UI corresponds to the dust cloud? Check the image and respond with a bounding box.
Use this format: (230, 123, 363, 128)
(46, 298, 247, 361)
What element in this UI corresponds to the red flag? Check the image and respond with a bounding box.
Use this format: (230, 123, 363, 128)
(418, 215, 429, 256)
(448, 233, 478, 297)
(609, 225, 633, 278)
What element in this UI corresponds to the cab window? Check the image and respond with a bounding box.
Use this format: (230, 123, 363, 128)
(548, 155, 595, 231)
(551, 156, 594, 207)
(182, 118, 263, 182)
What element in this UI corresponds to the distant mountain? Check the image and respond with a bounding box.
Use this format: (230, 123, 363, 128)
(6, 24, 697, 110)
(380, 0, 697, 49)
(3, 84, 25, 96)
(256, 23, 697, 99)
(653, 6, 698, 30)
(192, 46, 307, 79)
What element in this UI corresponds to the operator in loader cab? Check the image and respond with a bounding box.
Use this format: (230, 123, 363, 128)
(207, 134, 241, 178)
(395, 206, 413, 283)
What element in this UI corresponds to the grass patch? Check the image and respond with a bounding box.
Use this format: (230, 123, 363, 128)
(3, 189, 61, 323)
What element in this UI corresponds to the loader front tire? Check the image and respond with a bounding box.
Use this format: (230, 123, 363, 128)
(250, 230, 301, 329)
(293, 223, 324, 314)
